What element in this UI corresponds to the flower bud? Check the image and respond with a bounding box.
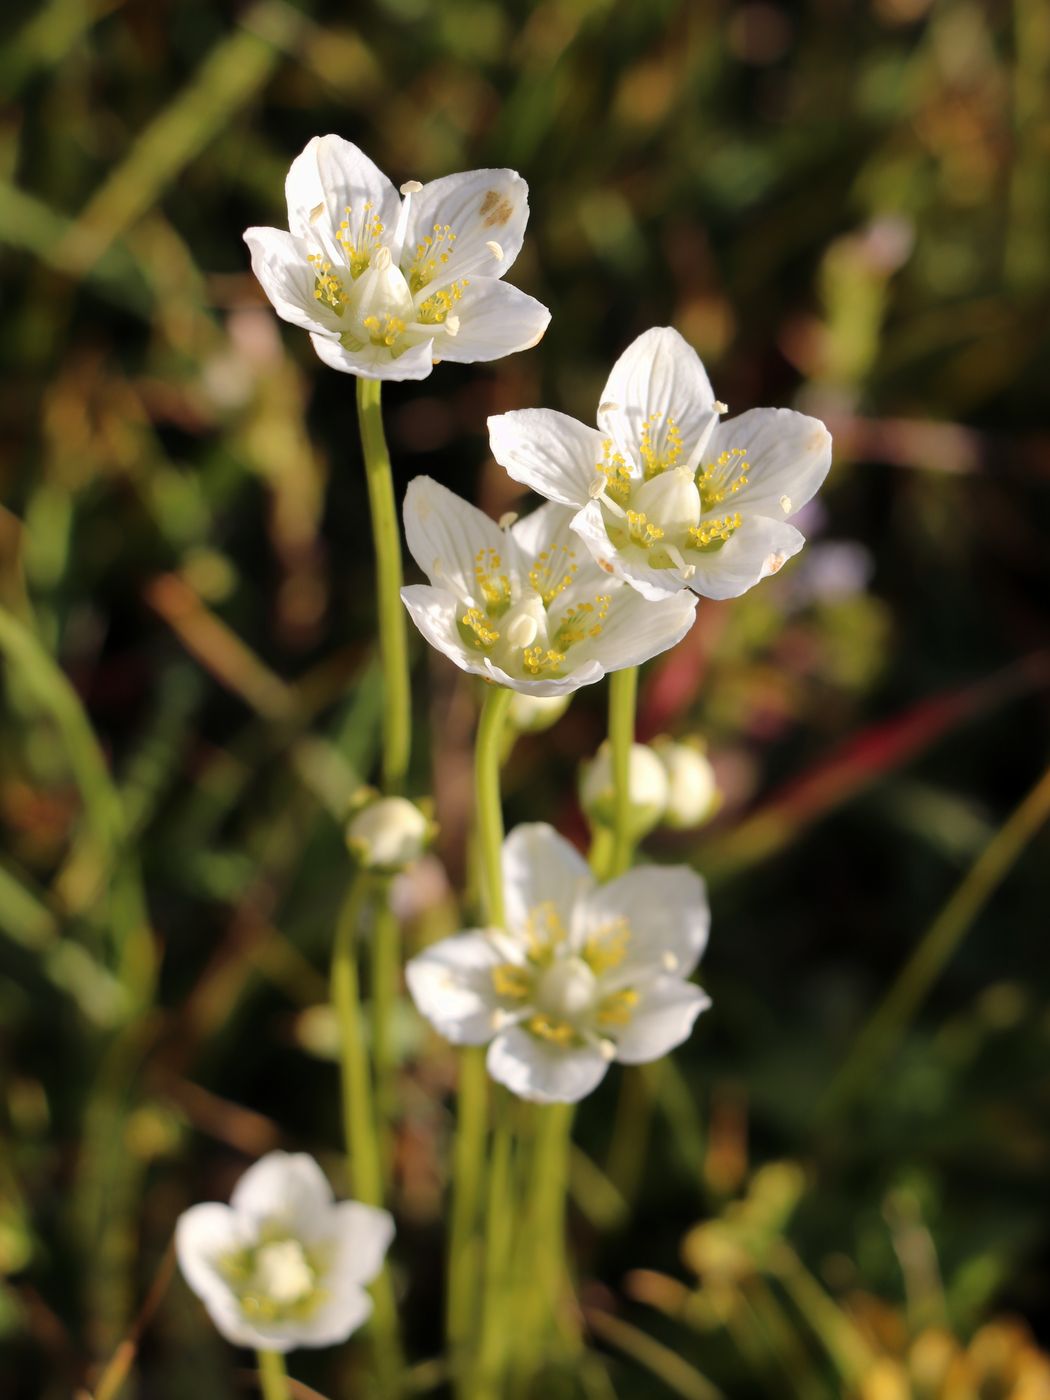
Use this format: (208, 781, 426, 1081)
(579, 740, 668, 838)
(507, 691, 571, 734)
(346, 796, 430, 873)
(652, 737, 721, 830)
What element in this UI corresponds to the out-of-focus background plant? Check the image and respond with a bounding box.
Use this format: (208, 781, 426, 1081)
(2, 0, 1049, 1396)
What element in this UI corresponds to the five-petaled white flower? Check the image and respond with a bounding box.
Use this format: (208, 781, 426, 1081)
(488, 326, 832, 601)
(400, 478, 697, 695)
(175, 1151, 394, 1352)
(406, 824, 711, 1103)
(243, 135, 550, 380)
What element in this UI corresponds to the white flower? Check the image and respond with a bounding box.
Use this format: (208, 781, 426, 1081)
(175, 1151, 394, 1352)
(488, 326, 832, 600)
(652, 738, 721, 830)
(400, 478, 697, 697)
(243, 135, 550, 381)
(346, 796, 430, 872)
(579, 740, 669, 838)
(405, 824, 710, 1103)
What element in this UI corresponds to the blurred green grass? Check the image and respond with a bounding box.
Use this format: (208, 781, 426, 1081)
(2, 0, 1050, 1396)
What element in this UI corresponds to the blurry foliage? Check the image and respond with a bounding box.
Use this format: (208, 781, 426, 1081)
(1, 0, 1050, 1396)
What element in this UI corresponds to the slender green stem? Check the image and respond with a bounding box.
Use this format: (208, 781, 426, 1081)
(477, 1105, 515, 1395)
(820, 760, 1050, 1118)
(356, 376, 411, 794)
(516, 1103, 575, 1377)
(371, 886, 401, 1160)
(256, 1350, 290, 1400)
(448, 685, 513, 1396)
(475, 685, 514, 924)
(331, 876, 403, 1389)
(608, 666, 639, 879)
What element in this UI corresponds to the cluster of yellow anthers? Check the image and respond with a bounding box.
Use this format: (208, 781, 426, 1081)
(697, 447, 749, 512)
(418, 279, 468, 326)
(626, 510, 665, 548)
(460, 607, 500, 648)
(336, 202, 384, 279)
(488, 905, 641, 1046)
(362, 314, 406, 348)
(528, 546, 578, 606)
(640, 413, 684, 479)
(596, 440, 632, 506)
(407, 223, 457, 294)
(553, 595, 610, 648)
(689, 512, 742, 550)
(308, 255, 349, 313)
(522, 645, 567, 676)
(474, 548, 512, 615)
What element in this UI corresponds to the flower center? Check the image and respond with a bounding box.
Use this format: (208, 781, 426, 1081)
(535, 957, 598, 1021)
(336, 201, 386, 279)
(253, 1240, 316, 1307)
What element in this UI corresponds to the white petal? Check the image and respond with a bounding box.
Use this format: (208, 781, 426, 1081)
(509, 499, 582, 563)
(175, 1203, 253, 1315)
(489, 410, 606, 509)
(405, 168, 530, 279)
(312, 135, 403, 250)
(501, 823, 592, 949)
(583, 865, 710, 979)
(405, 931, 503, 1045)
(570, 499, 687, 602)
(564, 583, 696, 673)
(285, 136, 327, 241)
(326, 1202, 395, 1287)
(433, 279, 550, 364)
(482, 656, 605, 698)
(401, 584, 489, 679)
(230, 1152, 334, 1241)
(308, 331, 436, 381)
(280, 1285, 373, 1349)
(403, 476, 514, 596)
(486, 1025, 609, 1103)
(243, 227, 334, 334)
(686, 515, 804, 601)
(612, 978, 711, 1064)
(598, 327, 716, 468)
(707, 408, 831, 518)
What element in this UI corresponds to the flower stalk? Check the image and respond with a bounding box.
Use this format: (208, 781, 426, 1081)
(331, 877, 404, 1389)
(256, 1350, 290, 1400)
(357, 376, 412, 794)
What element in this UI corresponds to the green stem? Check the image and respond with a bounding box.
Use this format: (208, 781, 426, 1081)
(820, 760, 1050, 1118)
(448, 685, 513, 1396)
(371, 886, 401, 1161)
(256, 1350, 290, 1400)
(356, 376, 411, 794)
(516, 1103, 575, 1377)
(331, 876, 403, 1389)
(608, 666, 638, 879)
(475, 686, 513, 924)
(477, 1106, 515, 1395)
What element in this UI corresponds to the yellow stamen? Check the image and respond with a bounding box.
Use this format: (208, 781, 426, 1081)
(407, 223, 458, 293)
(460, 607, 500, 648)
(583, 918, 631, 975)
(688, 513, 742, 551)
(491, 964, 532, 1000)
(596, 439, 632, 505)
(552, 593, 610, 649)
(528, 546, 578, 606)
(597, 988, 639, 1027)
(696, 448, 749, 511)
(474, 548, 512, 616)
(526, 1013, 576, 1045)
(640, 413, 684, 479)
(418, 279, 468, 325)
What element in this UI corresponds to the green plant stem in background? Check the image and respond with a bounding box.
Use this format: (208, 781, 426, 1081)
(256, 1350, 289, 1400)
(821, 759, 1050, 1118)
(608, 665, 638, 879)
(331, 875, 403, 1390)
(476, 1102, 515, 1395)
(447, 684, 513, 1396)
(356, 376, 411, 795)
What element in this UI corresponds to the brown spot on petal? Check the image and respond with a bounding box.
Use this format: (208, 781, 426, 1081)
(481, 190, 514, 227)
(766, 552, 787, 574)
(598, 558, 616, 574)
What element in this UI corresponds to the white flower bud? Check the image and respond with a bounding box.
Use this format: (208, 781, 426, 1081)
(346, 796, 429, 872)
(579, 740, 668, 838)
(507, 691, 571, 734)
(652, 737, 721, 830)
